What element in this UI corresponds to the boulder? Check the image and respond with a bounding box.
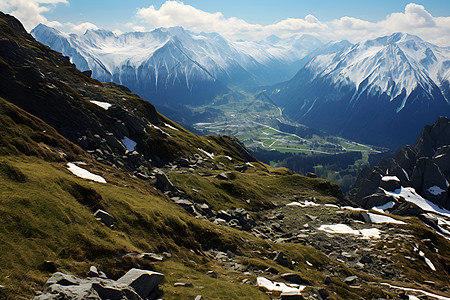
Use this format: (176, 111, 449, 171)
(116, 268, 164, 299)
(94, 209, 114, 228)
(343, 275, 358, 285)
(280, 273, 311, 285)
(88, 266, 99, 277)
(234, 165, 248, 172)
(215, 172, 228, 180)
(280, 292, 304, 300)
(178, 158, 190, 168)
(273, 251, 290, 268)
(154, 169, 177, 193)
(359, 193, 396, 210)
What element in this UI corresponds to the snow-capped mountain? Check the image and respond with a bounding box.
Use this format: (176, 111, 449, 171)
(270, 33, 450, 147)
(31, 24, 322, 106)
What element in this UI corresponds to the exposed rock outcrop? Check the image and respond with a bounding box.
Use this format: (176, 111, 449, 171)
(349, 117, 450, 210)
(35, 269, 163, 300)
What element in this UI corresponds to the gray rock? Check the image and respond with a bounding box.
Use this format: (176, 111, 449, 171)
(280, 292, 304, 299)
(343, 275, 358, 285)
(94, 209, 114, 228)
(141, 253, 164, 262)
(117, 269, 164, 299)
(379, 176, 401, 191)
(234, 165, 248, 172)
(281, 273, 311, 285)
(360, 194, 396, 210)
(216, 172, 228, 180)
(318, 288, 330, 300)
(217, 210, 232, 222)
(360, 255, 372, 264)
(195, 296, 202, 300)
(88, 266, 99, 277)
(359, 211, 372, 224)
(173, 282, 193, 287)
(273, 251, 290, 268)
(154, 169, 177, 193)
(44, 272, 81, 287)
(178, 158, 190, 168)
(91, 282, 140, 300)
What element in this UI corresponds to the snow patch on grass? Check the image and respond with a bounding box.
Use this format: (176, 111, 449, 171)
(368, 212, 406, 224)
(164, 123, 179, 131)
(287, 200, 320, 207)
(318, 224, 381, 238)
(257, 276, 306, 293)
(66, 163, 106, 183)
(198, 148, 214, 159)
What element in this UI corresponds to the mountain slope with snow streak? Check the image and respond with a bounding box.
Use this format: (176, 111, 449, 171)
(270, 33, 450, 147)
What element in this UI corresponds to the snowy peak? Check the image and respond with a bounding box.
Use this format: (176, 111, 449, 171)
(31, 24, 324, 106)
(303, 32, 450, 104)
(270, 32, 449, 147)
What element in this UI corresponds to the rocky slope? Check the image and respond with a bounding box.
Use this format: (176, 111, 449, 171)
(349, 117, 450, 234)
(1, 11, 450, 300)
(269, 33, 450, 147)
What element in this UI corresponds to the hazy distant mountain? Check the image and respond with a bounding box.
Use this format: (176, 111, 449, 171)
(32, 24, 322, 106)
(270, 33, 450, 147)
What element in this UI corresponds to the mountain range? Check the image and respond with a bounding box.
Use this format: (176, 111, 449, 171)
(270, 33, 450, 147)
(31, 24, 321, 107)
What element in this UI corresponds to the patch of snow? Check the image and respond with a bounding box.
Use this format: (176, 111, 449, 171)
(324, 204, 339, 208)
(66, 163, 106, 183)
(197, 148, 214, 159)
(319, 224, 381, 239)
(149, 124, 170, 136)
(121, 136, 137, 151)
(90, 100, 112, 110)
(424, 256, 436, 271)
(257, 277, 306, 293)
(164, 123, 179, 131)
(342, 206, 366, 211)
(379, 283, 450, 300)
(287, 201, 320, 207)
(245, 162, 254, 167)
(224, 156, 233, 161)
(384, 187, 450, 218)
(306, 260, 313, 266)
(382, 176, 400, 182)
(368, 212, 406, 224)
(372, 201, 395, 212)
(427, 185, 445, 196)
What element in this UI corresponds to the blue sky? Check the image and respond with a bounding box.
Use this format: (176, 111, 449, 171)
(1, 0, 450, 45)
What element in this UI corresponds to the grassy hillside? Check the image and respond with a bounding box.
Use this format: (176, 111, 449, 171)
(0, 95, 391, 299)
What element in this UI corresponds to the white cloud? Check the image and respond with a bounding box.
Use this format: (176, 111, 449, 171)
(132, 26, 146, 32)
(136, 1, 450, 46)
(0, 0, 68, 31)
(68, 22, 99, 35)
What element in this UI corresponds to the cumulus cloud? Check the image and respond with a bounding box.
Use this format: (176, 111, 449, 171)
(0, 0, 67, 31)
(68, 22, 98, 35)
(136, 1, 450, 46)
